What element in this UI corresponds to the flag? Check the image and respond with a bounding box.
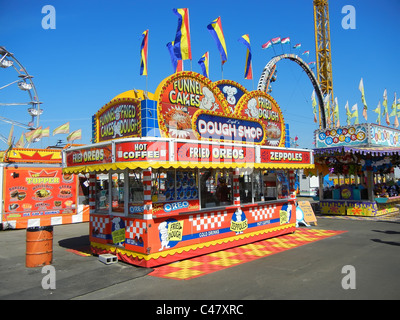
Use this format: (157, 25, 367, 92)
(390, 93, 398, 127)
(334, 97, 340, 127)
(140, 30, 148, 76)
(271, 37, 281, 44)
(207, 17, 228, 64)
(302, 50, 310, 56)
(359, 78, 368, 121)
(350, 104, 359, 124)
(373, 101, 381, 125)
(311, 90, 318, 123)
(172, 8, 192, 61)
(345, 101, 351, 125)
(67, 129, 82, 142)
(53, 122, 70, 135)
(323, 94, 332, 127)
(261, 40, 272, 49)
(25, 126, 42, 143)
(382, 89, 390, 125)
(308, 61, 316, 67)
(15, 133, 24, 148)
(167, 41, 183, 73)
(293, 43, 301, 49)
(198, 52, 209, 78)
(7, 125, 14, 146)
(238, 34, 253, 80)
(281, 37, 290, 44)
(42, 126, 50, 137)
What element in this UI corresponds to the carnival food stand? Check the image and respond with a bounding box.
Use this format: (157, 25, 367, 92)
(314, 123, 400, 216)
(63, 71, 314, 267)
(0, 147, 89, 229)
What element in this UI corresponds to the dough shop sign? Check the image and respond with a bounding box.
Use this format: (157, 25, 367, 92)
(95, 98, 141, 142)
(195, 113, 264, 144)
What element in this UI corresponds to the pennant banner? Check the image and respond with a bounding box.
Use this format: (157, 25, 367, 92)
(173, 8, 192, 61)
(238, 34, 253, 80)
(207, 17, 228, 65)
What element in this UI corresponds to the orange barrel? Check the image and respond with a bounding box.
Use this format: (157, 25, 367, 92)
(26, 226, 53, 268)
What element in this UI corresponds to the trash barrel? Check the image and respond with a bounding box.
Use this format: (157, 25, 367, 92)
(26, 226, 53, 268)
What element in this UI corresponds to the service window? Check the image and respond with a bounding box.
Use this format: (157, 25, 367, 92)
(152, 169, 199, 203)
(95, 173, 110, 213)
(128, 170, 144, 214)
(200, 169, 233, 208)
(239, 169, 264, 204)
(111, 172, 125, 212)
(276, 171, 290, 199)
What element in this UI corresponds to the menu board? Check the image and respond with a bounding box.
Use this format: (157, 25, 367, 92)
(3, 166, 77, 216)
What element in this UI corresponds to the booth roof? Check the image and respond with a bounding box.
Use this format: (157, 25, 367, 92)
(314, 146, 400, 157)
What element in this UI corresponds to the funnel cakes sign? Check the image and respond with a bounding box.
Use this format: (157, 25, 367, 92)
(156, 71, 285, 146)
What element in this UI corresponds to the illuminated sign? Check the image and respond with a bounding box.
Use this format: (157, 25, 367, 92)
(95, 98, 141, 142)
(155, 71, 285, 146)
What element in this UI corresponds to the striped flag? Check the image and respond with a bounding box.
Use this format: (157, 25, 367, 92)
(382, 89, 390, 125)
(140, 30, 149, 76)
(345, 101, 352, 125)
(350, 104, 359, 124)
(293, 43, 301, 49)
(359, 78, 368, 121)
(311, 90, 317, 123)
(67, 129, 82, 142)
(238, 34, 253, 80)
(302, 50, 310, 56)
(207, 17, 228, 64)
(15, 133, 24, 148)
(271, 37, 281, 44)
(261, 40, 272, 49)
(53, 122, 70, 135)
(172, 8, 192, 61)
(166, 41, 183, 73)
(7, 125, 14, 146)
(42, 126, 50, 137)
(281, 37, 290, 44)
(373, 101, 381, 125)
(198, 52, 209, 78)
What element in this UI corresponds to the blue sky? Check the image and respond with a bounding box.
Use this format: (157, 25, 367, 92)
(1, 0, 399, 149)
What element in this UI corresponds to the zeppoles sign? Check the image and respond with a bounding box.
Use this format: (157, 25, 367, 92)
(96, 98, 141, 142)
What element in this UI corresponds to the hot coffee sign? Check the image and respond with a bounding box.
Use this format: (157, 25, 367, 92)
(155, 71, 285, 147)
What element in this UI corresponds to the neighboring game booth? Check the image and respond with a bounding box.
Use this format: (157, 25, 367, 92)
(0, 147, 89, 229)
(63, 71, 314, 267)
(314, 123, 400, 216)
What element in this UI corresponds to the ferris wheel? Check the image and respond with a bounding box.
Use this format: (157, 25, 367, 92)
(0, 46, 43, 146)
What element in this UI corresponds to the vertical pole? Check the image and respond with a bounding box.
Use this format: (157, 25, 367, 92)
(142, 168, 153, 220)
(88, 172, 96, 214)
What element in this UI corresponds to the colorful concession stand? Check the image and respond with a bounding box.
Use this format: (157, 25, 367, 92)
(314, 123, 400, 217)
(63, 71, 314, 267)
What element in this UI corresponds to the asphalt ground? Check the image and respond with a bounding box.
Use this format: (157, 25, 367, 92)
(0, 214, 399, 302)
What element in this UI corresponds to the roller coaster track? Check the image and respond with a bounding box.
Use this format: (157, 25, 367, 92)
(257, 53, 326, 129)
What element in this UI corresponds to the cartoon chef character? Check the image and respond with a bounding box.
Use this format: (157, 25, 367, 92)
(222, 85, 237, 112)
(245, 98, 259, 119)
(158, 221, 170, 251)
(200, 87, 219, 111)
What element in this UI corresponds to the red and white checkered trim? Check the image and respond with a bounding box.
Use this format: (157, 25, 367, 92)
(91, 216, 109, 233)
(250, 204, 277, 221)
(189, 211, 228, 232)
(126, 220, 147, 240)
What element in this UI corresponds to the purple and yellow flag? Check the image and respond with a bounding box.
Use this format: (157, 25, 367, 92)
(207, 17, 228, 65)
(140, 30, 149, 76)
(198, 52, 209, 78)
(167, 41, 183, 73)
(173, 8, 192, 61)
(238, 34, 253, 80)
